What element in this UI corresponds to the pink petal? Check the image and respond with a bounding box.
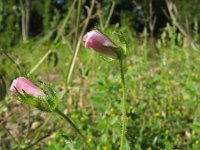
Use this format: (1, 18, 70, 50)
(10, 77, 45, 97)
(83, 30, 117, 58)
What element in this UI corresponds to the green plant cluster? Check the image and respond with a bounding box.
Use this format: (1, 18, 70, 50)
(0, 0, 200, 150)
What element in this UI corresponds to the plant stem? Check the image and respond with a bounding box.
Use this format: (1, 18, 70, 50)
(29, 49, 52, 74)
(66, 0, 95, 84)
(119, 59, 127, 150)
(104, 1, 115, 30)
(2, 125, 19, 145)
(33, 116, 51, 142)
(23, 134, 50, 150)
(55, 108, 91, 149)
(54, 0, 77, 43)
(2, 51, 22, 75)
(74, 0, 81, 47)
(25, 106, 31, 139)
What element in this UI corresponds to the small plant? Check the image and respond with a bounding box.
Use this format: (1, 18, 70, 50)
(10, 77, 90, 149)
(83, 30, 128, 150)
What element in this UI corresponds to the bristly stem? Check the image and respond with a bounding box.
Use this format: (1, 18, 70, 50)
(55, 108, 91, 149)
(119, 59, 127, 150)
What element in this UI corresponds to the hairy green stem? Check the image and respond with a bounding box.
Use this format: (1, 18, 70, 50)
(55, 108, 91, 149)
(119, 59, 127, 150)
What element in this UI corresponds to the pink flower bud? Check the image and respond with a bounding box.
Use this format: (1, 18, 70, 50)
(83, 30, 118, 58)
(10, 77, 45, 97)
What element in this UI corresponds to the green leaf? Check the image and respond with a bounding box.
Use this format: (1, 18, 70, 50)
(124, 138, 131, 150)
(61, 135, 75, 150)
(190, 122, 200, 133)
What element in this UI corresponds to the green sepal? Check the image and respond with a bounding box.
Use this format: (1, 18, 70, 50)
(112, 31, 128, 59)
(112, 47, 126, 60)
(15, 84, 58, 112)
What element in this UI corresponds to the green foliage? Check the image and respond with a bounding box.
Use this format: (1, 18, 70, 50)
(177, 0, 200, 22)
(0, 0, 200, 149)
(43, 0, 51, 33)
(1, 30, 200, 149)
(156, 23, 182, 50)
(0, 0, 3, 29)
(0, 1, 19, 48)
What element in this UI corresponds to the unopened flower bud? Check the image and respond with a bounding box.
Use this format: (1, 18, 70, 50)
(10, 77, 45, 97)
(10, 77, 58, 112)
(83, 30, 122, 59)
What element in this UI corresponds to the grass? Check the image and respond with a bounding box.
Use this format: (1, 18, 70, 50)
(0, 15, 200, 150)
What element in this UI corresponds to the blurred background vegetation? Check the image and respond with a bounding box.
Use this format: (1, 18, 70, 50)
(0, 0, 200, 149)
